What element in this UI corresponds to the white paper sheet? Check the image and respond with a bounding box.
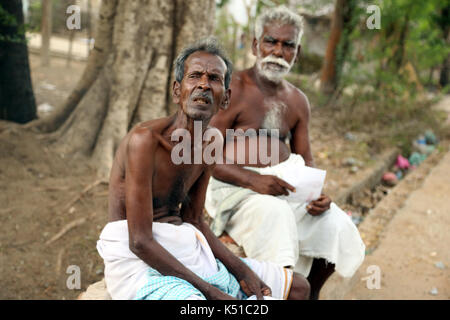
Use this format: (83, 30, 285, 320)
(279, 166, 327, 204)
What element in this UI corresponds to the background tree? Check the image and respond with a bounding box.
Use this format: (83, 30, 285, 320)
(319, 0, 357, 95)
(0, 0, 37, 123)
(438, 2, 450, 88)
(40, 0, 52, 66)
(26, 0, 216, 179)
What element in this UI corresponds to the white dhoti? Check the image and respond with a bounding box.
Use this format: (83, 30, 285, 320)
(205, 153, 366, 278)
(96, 220, 293, 300)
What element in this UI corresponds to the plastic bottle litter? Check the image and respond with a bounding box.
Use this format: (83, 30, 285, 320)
(429, 287, 438, 296)
(409, 152, 426, 166)
(351, 216, 362, 225)
(382, 172, 398, 186)
(424, 130, 437, 145)
(395, 155, 410, 170)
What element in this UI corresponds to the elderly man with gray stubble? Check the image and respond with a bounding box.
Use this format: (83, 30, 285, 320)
(206, 6, 366, 300)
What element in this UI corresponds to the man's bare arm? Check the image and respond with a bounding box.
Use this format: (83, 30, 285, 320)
(125, 129, 233, 300)
(182, 167, 271, 299)
(290, 91, 314, 167)
(289, 93, 331, 215)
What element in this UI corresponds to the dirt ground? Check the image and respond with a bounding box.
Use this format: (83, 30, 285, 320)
(0, 53, 441, 300)
(343, 148, 450, 300)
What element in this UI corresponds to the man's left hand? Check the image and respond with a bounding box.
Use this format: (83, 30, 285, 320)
(307, 194, 331, 216)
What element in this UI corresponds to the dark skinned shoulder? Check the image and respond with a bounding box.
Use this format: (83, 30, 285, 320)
(284, 79, 311, 118)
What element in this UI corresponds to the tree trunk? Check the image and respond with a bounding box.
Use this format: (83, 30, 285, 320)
(27, 0, 215, 179)
(86, 0, 92, 56)
(41, 0, 52, 67)
(0, 0, 37, 123)
(439, 4, 450, 88)
(66, 29, 75, 67)
(320, 0, 355, 95)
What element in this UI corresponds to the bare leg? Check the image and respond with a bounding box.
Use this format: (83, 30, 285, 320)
(287, 272, 310, 300)
(307, 258, 335, 300)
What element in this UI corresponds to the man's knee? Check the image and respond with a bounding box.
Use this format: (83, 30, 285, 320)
(287, 272, 310, 300)
(244, 194, 294, 220)
(317, 202, 350, 232)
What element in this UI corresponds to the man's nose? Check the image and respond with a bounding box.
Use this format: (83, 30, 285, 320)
(272, 42, 283, 57)
(197, 74, 211, 90)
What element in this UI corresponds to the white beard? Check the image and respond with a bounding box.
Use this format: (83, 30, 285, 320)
(256, 45, 296, 83)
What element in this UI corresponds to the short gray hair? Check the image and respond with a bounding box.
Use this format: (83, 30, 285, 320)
(174, 37, 233, 89)
(254, 6, 304, 45)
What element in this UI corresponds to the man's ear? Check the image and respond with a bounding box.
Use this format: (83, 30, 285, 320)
(220, 88, 231, 110)
(252, 38, 258, 56)
(172, 80, 181, 104)
(294, 44, 302, 64)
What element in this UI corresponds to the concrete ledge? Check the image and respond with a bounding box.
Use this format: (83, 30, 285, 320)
(334, 148, 398, 206)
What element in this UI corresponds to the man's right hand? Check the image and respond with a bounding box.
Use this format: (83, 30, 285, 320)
(246, 172, 296, 196)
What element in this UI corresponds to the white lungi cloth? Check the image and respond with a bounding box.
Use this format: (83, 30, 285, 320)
(96, 220, 293, 300)
(205, 154, 366, 278)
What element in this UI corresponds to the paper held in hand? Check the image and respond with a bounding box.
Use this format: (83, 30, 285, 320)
(279, 166, 327, 204)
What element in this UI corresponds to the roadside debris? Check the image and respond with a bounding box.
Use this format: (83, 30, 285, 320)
(344, 130, 439, 227)
(429, 287, 438, 296)
(383, 129, 439, 185)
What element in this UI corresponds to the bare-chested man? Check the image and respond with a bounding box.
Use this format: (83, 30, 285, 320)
(96, 37, 310, 300)
(205, 7, 365, 300)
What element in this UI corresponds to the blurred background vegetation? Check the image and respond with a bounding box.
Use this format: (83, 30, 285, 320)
(2, 0, 450, 153)
(214, 0, 450, 154)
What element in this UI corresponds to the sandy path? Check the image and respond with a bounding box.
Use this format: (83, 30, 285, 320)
(344, 149, 450, 299)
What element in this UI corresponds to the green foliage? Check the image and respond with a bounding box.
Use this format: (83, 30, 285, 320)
(0, 4, 26, 44)
(26, 0, 42, 32)
(345, 0, 450, 88)
(331, 85, 446, 155)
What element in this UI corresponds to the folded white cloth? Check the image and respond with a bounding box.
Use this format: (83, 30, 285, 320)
(97, 220, 293, 300)
(205, 153, 366, 278)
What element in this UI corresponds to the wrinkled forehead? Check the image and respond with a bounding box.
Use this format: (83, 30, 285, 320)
(184, 51, 227, 76)
(260, 22, 299, 43)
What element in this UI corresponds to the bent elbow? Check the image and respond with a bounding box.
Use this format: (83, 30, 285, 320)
(129, 236, 153, 255)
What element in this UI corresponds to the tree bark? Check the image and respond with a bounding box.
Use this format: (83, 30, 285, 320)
(320, 0, 355, 95)
(28, 0, 215, 179)
(439, 4, 450, 88)
(0, 0, 37, 123)
(320, 0, 345, 95)
(41, 0, 52, 67)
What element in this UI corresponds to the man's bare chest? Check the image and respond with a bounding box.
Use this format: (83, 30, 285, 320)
(234, 95, 297, 136)
(152, 152, 204, 206)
